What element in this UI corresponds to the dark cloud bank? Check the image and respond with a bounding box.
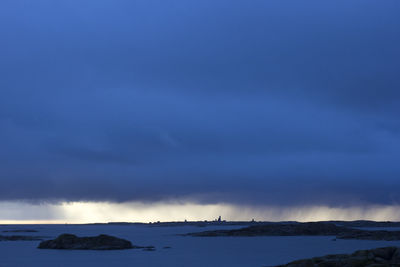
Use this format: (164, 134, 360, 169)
(1, 0, 400, 206)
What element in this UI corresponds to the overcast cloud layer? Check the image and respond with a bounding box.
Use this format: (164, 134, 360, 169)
(1, 0, 400, 206)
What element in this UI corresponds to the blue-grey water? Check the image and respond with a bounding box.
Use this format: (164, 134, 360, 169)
(1, 224, 400, 267)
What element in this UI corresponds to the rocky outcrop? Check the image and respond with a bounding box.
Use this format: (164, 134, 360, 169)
(38, 234, 134, 250)
(277, 246, 400, 267)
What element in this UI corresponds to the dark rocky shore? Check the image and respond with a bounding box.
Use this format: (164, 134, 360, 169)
(276, 246, 400, 267)
(185, 222, 400, 240)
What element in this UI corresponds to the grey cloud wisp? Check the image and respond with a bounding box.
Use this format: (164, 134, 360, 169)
(1, 0, 400, 206)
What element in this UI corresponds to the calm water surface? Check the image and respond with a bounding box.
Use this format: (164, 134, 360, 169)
(1, 224, 400, 267)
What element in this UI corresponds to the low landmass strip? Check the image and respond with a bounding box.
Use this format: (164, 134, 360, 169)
(0, 235, 44, 241)
(2, 229, 38, 233)
(87, 220, 400, 228)
(184, 222, 400, 240)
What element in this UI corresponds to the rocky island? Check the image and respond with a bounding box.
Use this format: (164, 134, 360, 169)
(38, 234, 135, 250)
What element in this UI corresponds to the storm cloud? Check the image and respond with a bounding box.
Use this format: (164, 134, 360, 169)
(1, 0, 400, 207)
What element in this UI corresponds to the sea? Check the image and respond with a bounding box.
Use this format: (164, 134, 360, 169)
(1, 224, 400, 267)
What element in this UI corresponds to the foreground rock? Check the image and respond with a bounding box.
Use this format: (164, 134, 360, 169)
(38, 234, 134, 250)
(185, 222, 400, 240)
(277, 246, 400, 267)
(0, 235, 44, 241)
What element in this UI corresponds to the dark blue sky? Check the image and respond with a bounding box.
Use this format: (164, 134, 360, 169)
(1, 0, 400, 207)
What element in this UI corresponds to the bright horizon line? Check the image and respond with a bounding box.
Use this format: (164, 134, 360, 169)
(2, 201, 400, 224)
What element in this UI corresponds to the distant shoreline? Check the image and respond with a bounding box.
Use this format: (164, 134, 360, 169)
(3, 220, 400, 227)
(184, 221, 400, 241)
